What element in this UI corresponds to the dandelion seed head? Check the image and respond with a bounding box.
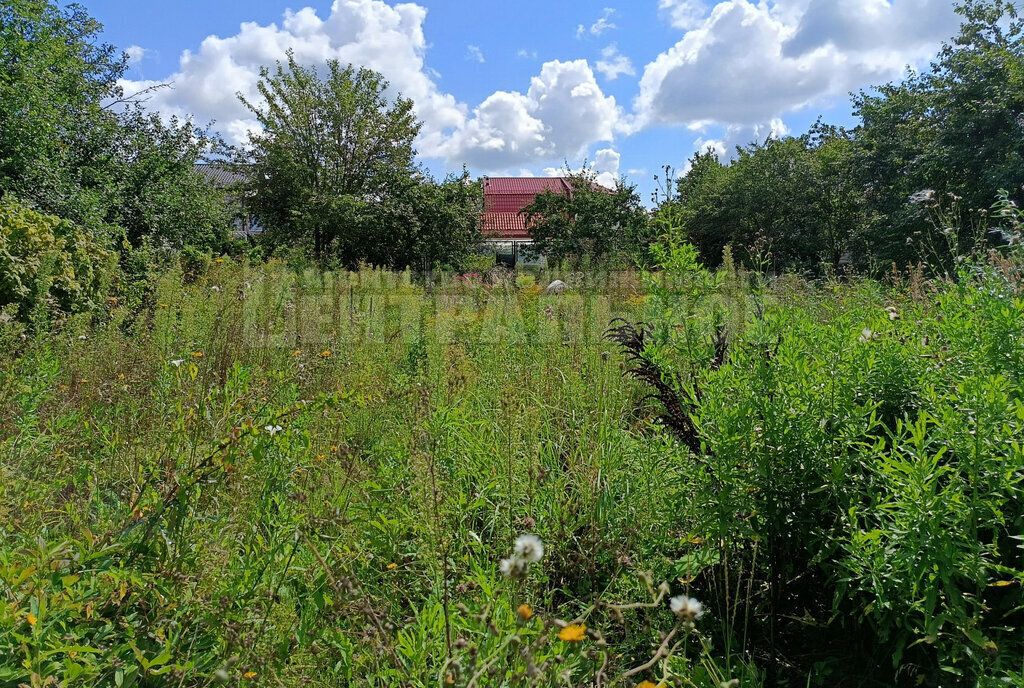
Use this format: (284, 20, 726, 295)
(500, 556, 528, 579)
(514, 534, 544, 563)
(670, 595, 703, 621)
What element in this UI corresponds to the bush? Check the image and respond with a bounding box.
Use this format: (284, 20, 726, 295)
(0, 198, 114, 322)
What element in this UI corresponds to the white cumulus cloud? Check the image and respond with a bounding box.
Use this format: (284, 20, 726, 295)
(595, 44, 635, 81)
(118, 0, 465, 152)
(634, 0, 960, 135)
(435, 59, 621, 171)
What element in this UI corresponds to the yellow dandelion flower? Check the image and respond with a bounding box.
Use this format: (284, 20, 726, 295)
(636, 682, 659, 688)
(320, 350, 331, 358)
(387, 563, 398, 570)
(517, 604, 534, 620)
(243, 671, 257, 679)
(80, 379, 89, 383)
(27, 612, 37, 626)
(160, 303, 169, 308)
(558, 623, 586, 642)
(216, 258, 224, 264)
(293, 349, 302, 357)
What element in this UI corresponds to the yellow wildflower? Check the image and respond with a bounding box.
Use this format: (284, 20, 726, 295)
(243, 671, 257, 679)
(192, 351, 204, 358)
(321, 350, 331, 358)
(293, 349, 302, 357)
(558, 623, 586, 642)
(27, 612, 37, 626)
(216, 258, 224, 264)
(517, 604, 534, 620)
(387, 563, 398, 570)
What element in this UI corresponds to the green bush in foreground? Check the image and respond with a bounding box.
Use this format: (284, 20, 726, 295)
(0, 198, 114, 323)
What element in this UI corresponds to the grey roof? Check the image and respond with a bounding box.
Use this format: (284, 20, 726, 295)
(194, 163, 244, 187)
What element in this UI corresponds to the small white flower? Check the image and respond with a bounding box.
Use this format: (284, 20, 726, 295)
(513, 534, 544, 563)
(859, 328, 873, 343)
(670, 595, 703, 621)
(78, 335, 87, 340)
(265, 425, 283, 436)
(210, 286, 222, 292)
(170, 359, 184, 367)
(499, 556, 529, 579)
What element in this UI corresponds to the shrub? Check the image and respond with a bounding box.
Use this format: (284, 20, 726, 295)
(0, 197, 114, 321)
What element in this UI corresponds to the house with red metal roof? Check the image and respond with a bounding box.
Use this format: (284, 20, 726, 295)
(481, 176, 574, 266)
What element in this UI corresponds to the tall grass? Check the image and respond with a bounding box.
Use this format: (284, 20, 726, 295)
(1, 250, 1022, 686)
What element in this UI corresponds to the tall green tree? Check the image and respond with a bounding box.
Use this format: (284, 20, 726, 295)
(853, 0, 1024, 268)
(0, 0, 231, 252)
(521, 168, 651, 266)
(239, 53, 469, 267)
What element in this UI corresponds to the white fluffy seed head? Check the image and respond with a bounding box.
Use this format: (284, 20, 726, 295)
(670, 595, 704, 621)
(499, 556, 529, 579)
(513, 534, 544, 563)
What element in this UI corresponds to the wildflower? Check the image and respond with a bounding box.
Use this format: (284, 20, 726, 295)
(78, 335, 87, 340)
(558, 624, 586, 642)
(265, 425, 283, 436)
(387, 563, 397, 570)
(80, 379, 89, 383)
(517, 604, 534, 620)
(211, 286, 221, 292)
(170, 359, 184, 367)
(243, 672, 257, 679)
(858, 328, 873, 343)
(293, 349, 302, 357)
(27, 612, 37, 626)
(514, 534, 544, 563)
(886, 306, 900, 321)
(637, 682, 659, 688)
(321, 350, 331, 358)
(160, 303, 169, 308)
(216, 258, 225, 264)
(670, 595, 703, 621)
(499, 556, 529, 579)
(192, 351, 204, 358)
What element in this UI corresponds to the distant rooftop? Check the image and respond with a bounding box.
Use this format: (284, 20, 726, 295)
(194, 163, 244, 187)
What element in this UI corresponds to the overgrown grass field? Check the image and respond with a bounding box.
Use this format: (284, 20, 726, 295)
(2, 256, 1022, 687)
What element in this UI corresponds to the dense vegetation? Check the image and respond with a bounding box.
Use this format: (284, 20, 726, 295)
(2, 0, 1024, 685)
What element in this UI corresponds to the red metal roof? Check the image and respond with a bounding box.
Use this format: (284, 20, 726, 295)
(483, 177, 572, 196)
(481, 177, 573, 240)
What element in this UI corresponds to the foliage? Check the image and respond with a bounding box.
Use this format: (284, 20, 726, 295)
(238, 54, 482, 269)
(522, 167, 652, 267)
(663, 126, 863, 272)
(852, 0, 1024, 269)
(0, 197, 114, 322)
(0, 0, 232, 268)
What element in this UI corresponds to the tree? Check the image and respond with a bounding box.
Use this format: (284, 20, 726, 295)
(852, 0, 1024, 268)
(239, 53, 442, 266)
(0, 0, 231, 254)
(521, 168, 651, 266)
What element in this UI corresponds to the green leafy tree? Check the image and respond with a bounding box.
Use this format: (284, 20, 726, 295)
(239, 53, 470, 267)
(852, 0, 1024, 268)
(521, 168, 651, 266)
(0, 0, 231, 256)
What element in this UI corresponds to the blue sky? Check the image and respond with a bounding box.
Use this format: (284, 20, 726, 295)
(88, 0, 962, 200)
